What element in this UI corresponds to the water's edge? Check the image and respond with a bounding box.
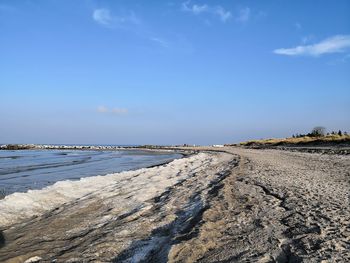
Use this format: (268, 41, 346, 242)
(0, 149, 189, 196)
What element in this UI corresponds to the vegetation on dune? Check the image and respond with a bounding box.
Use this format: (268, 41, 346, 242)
(240, 127, 350, 147)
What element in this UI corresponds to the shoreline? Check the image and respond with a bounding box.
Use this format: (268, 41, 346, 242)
(0, 151, 235, 262)
(0, 149, 189, 199)
(0, 146, 349, 262)
(0, 150, 209, 229)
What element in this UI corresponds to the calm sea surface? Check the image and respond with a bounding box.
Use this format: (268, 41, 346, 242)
(0, 149, 182, 194)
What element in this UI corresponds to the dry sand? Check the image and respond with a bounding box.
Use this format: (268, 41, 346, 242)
(0, 147, 349, 262)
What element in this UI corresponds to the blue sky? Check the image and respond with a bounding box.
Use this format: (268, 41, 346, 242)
(1, 0, 349, 145)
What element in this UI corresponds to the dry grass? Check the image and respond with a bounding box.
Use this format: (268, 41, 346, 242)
(240, 134, 350, 146)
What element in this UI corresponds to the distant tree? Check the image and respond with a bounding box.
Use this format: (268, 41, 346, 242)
(292, 134, 295, 138)
(331, 131, 336, 135)
(344, 131, 348, 136)
(311, 126, 326, 137)
(338, 130, 343, 136)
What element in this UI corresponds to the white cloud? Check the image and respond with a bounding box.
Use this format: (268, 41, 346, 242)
(183, 3, 208, 14)
(92, 8, 140, 27)
(150, 37, 169, 48)
(97, 105, 109, 113)
(215, 6, 232, 22)
(274, 35, 350, 57)
(182, 1, 231, 23)
(182, 1, 207, 14)
(236, 7, 250, 23)
(192, 4, 208, 14)
(93, 9, 112, 26)
(97, 106, 128, 115)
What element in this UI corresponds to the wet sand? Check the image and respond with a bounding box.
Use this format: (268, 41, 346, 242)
(0, 147, 349, 262)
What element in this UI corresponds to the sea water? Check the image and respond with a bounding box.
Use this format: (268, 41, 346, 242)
(0, 149, 182, 194)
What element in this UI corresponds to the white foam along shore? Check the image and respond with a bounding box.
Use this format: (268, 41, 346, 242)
(0, 152, 218, 228)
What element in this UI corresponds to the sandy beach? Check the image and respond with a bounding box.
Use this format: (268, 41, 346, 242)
(0, 147, 349, 262)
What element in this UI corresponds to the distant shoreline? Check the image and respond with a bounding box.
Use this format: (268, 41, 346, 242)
(0, 144, 137, 151)
(0, 143, 182, 152)
(3, 140, 350, 155)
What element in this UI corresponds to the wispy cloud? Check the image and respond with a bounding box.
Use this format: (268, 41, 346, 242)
(97, 105, 109, 113)
(236, 7, 250, 23)
(274, 35, 350, 57)
(215, 6, 232, 22)
(150, 37, 169, 48)
(301, 35, 314, 44)
(92, 8, 173, 51)
(182, 2, 208, 14)
(182, 1, 231, 23)
(93, 9, 112, 26)
(97, 106, 128, 115)
(92, 8, 140, 28)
